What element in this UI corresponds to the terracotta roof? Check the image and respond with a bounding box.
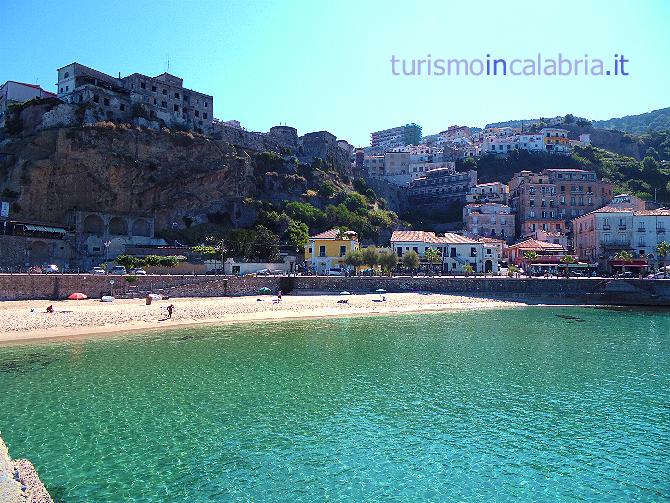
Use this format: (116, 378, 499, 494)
(508, 238, 566, 251)
(575, 206, 670, 219)
(477, 236, 506, 244)
(391, 230, 479, 244)
(309, 228, 357, 240)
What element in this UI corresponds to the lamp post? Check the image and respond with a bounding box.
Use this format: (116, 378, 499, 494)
(103, 240, 111, 265)
(109, 279, 115, 296)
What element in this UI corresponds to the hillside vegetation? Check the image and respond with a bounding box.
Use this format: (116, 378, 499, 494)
(593, 107, 670, 134)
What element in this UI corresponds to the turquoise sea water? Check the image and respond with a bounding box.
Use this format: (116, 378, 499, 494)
(0, 307, 669, 502)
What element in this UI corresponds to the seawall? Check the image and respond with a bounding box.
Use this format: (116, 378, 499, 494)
(0, 274, 669, 306)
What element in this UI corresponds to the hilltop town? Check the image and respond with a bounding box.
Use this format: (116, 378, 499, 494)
(1, 62, 670, 278)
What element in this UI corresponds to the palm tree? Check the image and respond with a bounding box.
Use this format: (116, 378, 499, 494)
(614, 250, 634, 276)
(657, 241, 670, 278)
(507, 264, 519, 278)
(463, 264, 474, 277)
(560, 254, 576, 278)
(424, 247, 441, 275)
(523, 250, 539, 261)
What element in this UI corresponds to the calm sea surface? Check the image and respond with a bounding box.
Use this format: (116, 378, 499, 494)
(0, 307, 669, 502)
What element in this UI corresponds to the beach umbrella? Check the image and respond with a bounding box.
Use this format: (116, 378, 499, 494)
(258, 287, 272, 295)
(68, 292, 87, 300)
(340, 291, 351, 295)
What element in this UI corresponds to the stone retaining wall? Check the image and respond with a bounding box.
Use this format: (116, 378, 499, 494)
(0, 274, 669, 305)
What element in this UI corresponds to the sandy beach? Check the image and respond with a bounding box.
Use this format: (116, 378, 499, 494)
(0, 292, 530, 344)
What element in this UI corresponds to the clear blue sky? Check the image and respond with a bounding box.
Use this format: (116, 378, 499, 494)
(1, 0, 669, 146)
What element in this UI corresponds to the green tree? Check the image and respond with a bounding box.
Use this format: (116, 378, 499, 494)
(523, 251, 539, 261)
(508, 264, 519, 277)
(463, 264, 474, 276)
(378, 250, 398, 276)
(287, 220, 309, 252)
(563, 113, 575, 124)
(344, 249, 364, 275)
(253, 225, 281, 262)
(656, 241, 670, 278)
(362, 246, 380, 274)
(424, 247, 442, 275)
(402, 250, 420, 275)
(115, 255, 139, 271)
(226, 229, 256, 259)
(318, 181, 337, 198)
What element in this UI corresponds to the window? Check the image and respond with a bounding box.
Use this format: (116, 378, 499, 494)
(151, 85, 157, 92)
(397, 247, 403, 257)
(204, 101, 208, 108)
(162, 89, 167, 95)
(65, 85, 69, 92)
(161, 101, 167, 108)
(203, 113, 208, 119)
(308, 248, 312, 254)
(340, 245, 346, 257)
(60, 87, 63, 93)
(93, 94, 99, 103)
(470, 247, 477, 257)
(120, 104, 125, 111)
(319, 246, 326, 257)
(174, 104, 179, 112)
(64, 71, 69, 78)
(104, 98, 110, 106)
(195, 110, 200, 117)
(140, 82, 146, 89)
(174, 92, 180, 99)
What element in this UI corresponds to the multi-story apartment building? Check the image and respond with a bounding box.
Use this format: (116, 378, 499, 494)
(482, 129, 569, 155)
(391, 230, 499, 273)
(466, 182, 509, 204)
(463, 203, 515, 242)
(572, 205, 670, 271)
(363, 154, 385, 177)
(370, 123, 421, 150)
(408, 168, 477, 205)
(56, 62, 213, 133)
(509, 168, 613, 237)
(0, 81, 56, 126)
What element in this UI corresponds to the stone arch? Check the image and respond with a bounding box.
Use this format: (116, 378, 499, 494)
(30, 241, 49, 263)
(131, 218, 151, 237)
(82, 214, 104, 235)
(108, 217, 128, 236)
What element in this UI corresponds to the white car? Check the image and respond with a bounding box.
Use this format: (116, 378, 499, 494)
(327, 268, 345, 276)
(111, 265, 127, 275)
(90, 267, 106, 275)
(44, 264, 59, 274)
(131, 269, 147, 275)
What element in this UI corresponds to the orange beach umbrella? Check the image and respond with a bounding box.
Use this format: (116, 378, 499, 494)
(68, 292, 88, 300)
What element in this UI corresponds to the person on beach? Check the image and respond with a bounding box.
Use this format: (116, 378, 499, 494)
(46, 305, 54, 313)
(277, 290, 282, 302)
(167, 304, 174, 318)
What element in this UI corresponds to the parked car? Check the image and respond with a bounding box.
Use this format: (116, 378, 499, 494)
(90, 267, 106, 275)
(645, 272, 667, 280)
(256, 269, 270, 276)
(44, 264, 59, 274)
(619, 271, 635, 279)
(131, 269, 147, 275)
(111, 265, 127, 275)
(327, 268, 345, 276)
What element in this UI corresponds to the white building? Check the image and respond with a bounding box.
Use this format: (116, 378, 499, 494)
(0, 81, 56, 126)
(391, 230, 499, 273)
(573, 206, 670, 270)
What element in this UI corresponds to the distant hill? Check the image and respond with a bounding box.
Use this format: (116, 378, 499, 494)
(593, 107, 670, 134)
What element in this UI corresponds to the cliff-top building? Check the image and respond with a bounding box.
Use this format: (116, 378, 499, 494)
(0, 81, 56, 127)
(56, 62, 214, 133)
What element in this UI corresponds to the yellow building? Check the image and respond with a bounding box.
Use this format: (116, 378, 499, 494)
(305, 229, 359, 274)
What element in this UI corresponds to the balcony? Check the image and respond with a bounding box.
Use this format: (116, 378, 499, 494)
(657, 228, 666, 234)
(637, 227, 646, 233)
(618, 225, 627, 230)
(602, 225, 611, 231)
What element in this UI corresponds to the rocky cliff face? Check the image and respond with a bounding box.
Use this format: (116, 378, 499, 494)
(0, 123, 349, 232)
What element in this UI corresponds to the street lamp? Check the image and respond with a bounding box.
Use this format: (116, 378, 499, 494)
(103, 240, 111, 264)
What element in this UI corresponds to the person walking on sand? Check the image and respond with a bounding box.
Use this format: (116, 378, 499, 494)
(167, 304, 174, 319)
(277, 290, 282, 302)
(46, 305, 54, 313)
